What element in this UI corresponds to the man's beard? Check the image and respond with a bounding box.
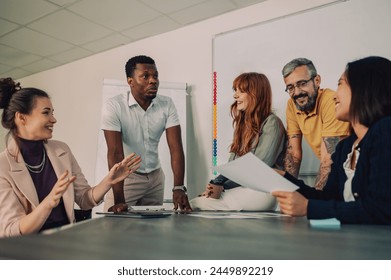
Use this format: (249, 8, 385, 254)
(145, 92, 157, 100)
(294, 91, 318, 112)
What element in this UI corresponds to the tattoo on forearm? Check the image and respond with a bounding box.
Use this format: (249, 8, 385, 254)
(283, 134, 301, 177)
(315, 159, 332, 190)
(284, 152, 301, 177)
(289, 134, 301, 139)
(323, 136, 340, 155)
(315, 137, 340, 189)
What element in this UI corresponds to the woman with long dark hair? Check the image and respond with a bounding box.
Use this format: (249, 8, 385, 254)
(273, 56, 391, 224)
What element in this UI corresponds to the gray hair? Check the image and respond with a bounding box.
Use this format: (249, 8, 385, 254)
(282, 58, 317, 78)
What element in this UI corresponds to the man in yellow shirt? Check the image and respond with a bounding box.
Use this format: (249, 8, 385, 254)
(282, 58, 349, 189)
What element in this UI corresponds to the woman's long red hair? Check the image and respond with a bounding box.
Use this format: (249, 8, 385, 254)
(230, 72, 272, 156)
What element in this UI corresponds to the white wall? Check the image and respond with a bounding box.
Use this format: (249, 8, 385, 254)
(18, 0, 343, 199)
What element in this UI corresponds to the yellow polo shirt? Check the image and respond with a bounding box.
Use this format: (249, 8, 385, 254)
(286, 88, 350, 159)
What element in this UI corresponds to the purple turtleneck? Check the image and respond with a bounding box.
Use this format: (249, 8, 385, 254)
(19, 138, 69, 231)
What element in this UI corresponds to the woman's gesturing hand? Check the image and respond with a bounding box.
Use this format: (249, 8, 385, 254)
(108, 153, 142, 185)
(44, 170, 76, 209)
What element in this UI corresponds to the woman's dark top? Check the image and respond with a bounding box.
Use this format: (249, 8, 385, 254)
(284, 116, 391, 224)
(19, 138, 69, 231)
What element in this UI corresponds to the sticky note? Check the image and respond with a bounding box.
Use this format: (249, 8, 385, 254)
(309, 218, 341, 229)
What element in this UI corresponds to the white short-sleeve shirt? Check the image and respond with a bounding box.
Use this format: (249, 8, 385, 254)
(101, 91, 180, 173)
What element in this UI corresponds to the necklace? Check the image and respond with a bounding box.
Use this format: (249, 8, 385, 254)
(25, 149, 46, 173)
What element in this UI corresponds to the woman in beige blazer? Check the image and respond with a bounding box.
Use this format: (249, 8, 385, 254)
(0, 78, 141, 237)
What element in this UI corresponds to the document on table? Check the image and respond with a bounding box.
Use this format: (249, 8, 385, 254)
(212, 152, 299, 193)
(189, 211, 289, 219)
(96, 206, 173, 218)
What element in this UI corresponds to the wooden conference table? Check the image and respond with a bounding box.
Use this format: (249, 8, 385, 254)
(0, 211, 390, 260)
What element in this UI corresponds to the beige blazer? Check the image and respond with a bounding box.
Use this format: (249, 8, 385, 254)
(0, 138, 98, 238)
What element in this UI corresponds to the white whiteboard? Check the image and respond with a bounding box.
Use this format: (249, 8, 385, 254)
(213, 0, 391, 174)
(95, 79, 188, 203)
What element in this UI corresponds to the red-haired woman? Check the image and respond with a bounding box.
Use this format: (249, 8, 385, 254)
(191, 72, 286, 211)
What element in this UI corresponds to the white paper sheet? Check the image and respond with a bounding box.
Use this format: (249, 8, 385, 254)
(188, 211, 289, 219)
(213, 153, 299, 193)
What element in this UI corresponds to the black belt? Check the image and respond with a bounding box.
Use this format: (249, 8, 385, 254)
(135, 171, 150, 176)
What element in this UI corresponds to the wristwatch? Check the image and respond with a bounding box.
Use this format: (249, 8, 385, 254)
(209, 178, 225, 186)
(172, 185, 187, 193)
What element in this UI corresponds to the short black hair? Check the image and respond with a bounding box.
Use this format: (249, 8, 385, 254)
(346, 56, 391, 127)
(125, 55, 155, 78)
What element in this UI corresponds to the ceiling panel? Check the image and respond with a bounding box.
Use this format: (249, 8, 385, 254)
(46, 0, 79, 7)
(2, 68, 32, 79)
(82, 33, 133, 53)
(232, 0, 267, 8)
(0, 44, 41, 67)
(0, 0, 268, 79)
(121, 16, 180, 40)
(0, 19, 19, 36)
(28, 10, 113, 45)
(21, 58, 61, 73)
(169, 0, 236, 25)
(49, 46, 92, 63)
(0, 27, 73, 56)
(140, 0, 206, 14)
(0, 0, 58, 25)
(68, 0, 160, 31)
(0, 64, 13, 73)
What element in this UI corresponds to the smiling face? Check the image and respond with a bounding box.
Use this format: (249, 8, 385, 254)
(127, 63, 159, 108)
(17, 97, 56, 140)
(284, 65, 320, 112)
(233, 88, 249, 111)
(335, 72, 352, 122)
